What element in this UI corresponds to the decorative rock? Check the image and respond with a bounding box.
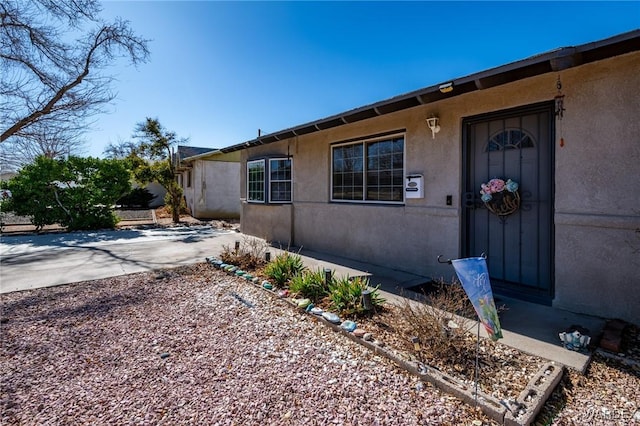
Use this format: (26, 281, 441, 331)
(277, 290, 288, 298)
(160, 352, 170, 359)
(363, 333, 374, 341)
(322, 312, 341, 324)
(305, 303, 315, 312)
(310, 307, 324, 315)
(559, 330, 590, 351)
(235, 270, 245, 276)
(252, 277, 260, 284)
(262, 281, 273, 290)
(296, 298, 311, 309)
(340, 320, 357, 332)
(244, 274, 253, 281)
(353, 328, 366, 338)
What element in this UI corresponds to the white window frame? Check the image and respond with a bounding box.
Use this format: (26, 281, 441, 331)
(330, 132, 405, 204)
(247, 159, 265, 203)
(246, 157, 293, 204)
(268, 157, 293, 204)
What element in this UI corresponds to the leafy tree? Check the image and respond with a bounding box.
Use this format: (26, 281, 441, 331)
(0, 0, 150, 144)
(2, 156, 131, 231)
(105, 118, 187, 223)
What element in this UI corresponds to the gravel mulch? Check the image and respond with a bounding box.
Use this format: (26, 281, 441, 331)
(1, 264, 638, 425)
(1, 264, 491, 425)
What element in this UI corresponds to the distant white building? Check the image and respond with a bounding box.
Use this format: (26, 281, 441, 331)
(176, 146, 241, 219)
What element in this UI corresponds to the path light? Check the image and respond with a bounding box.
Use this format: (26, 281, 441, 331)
(362, 290, 373, 311)
(324, 268, 332, 287)
(426, 116, 440, 139)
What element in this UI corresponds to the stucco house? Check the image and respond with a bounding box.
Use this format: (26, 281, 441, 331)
(177, 146, 241, 219)
(220, 30, 640, 325)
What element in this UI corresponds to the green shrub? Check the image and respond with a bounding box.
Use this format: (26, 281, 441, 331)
(117, 187, 156, 208)
(263, 252, 305, 287)
(289, 268, 330, 302)
(66, 206, 120, 231)
(3, 156, 130, 232)
(328, 276, 385, 316)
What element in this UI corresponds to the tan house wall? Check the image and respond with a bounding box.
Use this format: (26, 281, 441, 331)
(183, 157, 241, 219)
(240, 51, 640, 324)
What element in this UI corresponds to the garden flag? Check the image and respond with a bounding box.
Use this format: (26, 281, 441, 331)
(451, 257, 503, 341)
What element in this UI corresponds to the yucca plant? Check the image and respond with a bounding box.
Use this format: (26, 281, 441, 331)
(289, 268, 330, 302)
(263, 252, 306, 287)
(328, 276, 385, 316)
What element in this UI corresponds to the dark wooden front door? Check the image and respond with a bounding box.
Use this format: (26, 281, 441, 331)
(462, 102, 554, 304)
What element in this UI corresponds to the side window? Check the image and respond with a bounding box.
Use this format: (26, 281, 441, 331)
(246, 158, 292, 203)
(269, 158, 292, 203)
(247, 159, 265, 203)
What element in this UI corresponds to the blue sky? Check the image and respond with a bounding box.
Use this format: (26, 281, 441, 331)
(85, 1, 640, 157)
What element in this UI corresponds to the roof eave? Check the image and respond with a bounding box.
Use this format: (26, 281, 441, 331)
(220, 29, 640, 154)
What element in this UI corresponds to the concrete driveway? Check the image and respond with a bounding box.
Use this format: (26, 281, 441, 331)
(0, 225, 240, 293)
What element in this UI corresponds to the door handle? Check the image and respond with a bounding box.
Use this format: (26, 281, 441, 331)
(462, 192, 482, 209)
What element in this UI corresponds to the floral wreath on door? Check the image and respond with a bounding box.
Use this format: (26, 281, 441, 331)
(479, 178, 520, 216)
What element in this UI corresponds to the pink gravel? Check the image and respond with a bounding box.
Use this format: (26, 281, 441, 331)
(1, 264, 492, 425)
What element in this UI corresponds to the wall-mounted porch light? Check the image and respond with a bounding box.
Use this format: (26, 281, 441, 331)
(426, 116, 441, 139)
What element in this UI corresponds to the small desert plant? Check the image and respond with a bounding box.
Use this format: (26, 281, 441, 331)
(220, 236, 270, 270)
(398, 279, 477, 363)
(263, 251, 305, 287)
(328, 276, 385, 317)
(289, 268, 330, 302)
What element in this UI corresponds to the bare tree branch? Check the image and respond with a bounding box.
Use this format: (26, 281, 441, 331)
(0, 0, 150, 143)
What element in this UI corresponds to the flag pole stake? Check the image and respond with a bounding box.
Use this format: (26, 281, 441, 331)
(474, 319, 480, 404)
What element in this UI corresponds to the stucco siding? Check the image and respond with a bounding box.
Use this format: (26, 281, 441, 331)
(293, 202, 458, 279)
(241, 202, 293, 246)
(239, 50, 640, 324)
(183, 159, 240, 219)
(551, 52, 640, 321)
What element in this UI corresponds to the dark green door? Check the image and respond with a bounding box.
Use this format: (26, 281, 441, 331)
(462, 102, 554, 304)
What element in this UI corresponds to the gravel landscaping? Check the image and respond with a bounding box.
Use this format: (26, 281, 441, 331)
(1, 263, 639, 425)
